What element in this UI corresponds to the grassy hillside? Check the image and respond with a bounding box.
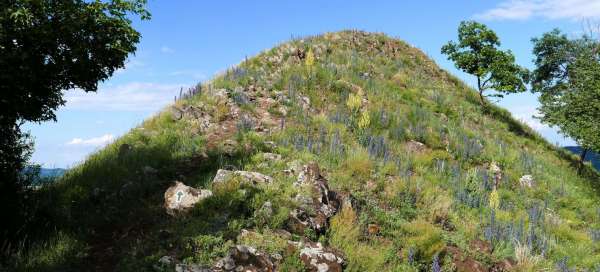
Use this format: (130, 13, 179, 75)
(12, 30, 600, 271)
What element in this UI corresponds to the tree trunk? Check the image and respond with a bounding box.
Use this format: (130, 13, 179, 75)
(477, 77, 485, 105)
(578, 148, 589, 174)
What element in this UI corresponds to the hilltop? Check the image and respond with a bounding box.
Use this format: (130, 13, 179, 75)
(13, 31, 600, 271)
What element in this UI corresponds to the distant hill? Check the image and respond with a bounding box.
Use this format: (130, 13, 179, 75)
(23, 167, 66, 184)
(565, 146, 600, 171)
(14, 31, 600, 271)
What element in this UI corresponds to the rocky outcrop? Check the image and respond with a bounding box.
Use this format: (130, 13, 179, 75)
(212, 169, 273, 185)
(164, 181, 213, 216)
(288, 162, 341, 235)
(299, 242, 345, 272)
(214, 245, 275, 272)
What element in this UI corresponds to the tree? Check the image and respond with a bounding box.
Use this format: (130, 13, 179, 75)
(0, 0, 149, 252)
(442, 21, 528, 105)
(531, 29, 600, 172)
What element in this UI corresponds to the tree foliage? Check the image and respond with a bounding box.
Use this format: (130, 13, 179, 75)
(531, 29, 600, 169)
(0, 0, 149, 254)
(441, 21, 528, 104)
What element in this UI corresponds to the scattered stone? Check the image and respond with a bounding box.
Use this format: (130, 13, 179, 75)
(261, 153, 282, 161)
(158, 255, 175, 266)
(212, 169, 274, 185)
(446, 246, 487, 272)
(490, 258, 516, 272)
(254, 201, 273, 219)
(214, 245, 275, 272)
(299, 242, 345, 272)
(470, 239, 492, 255)
(299, 96, 311, 110)
(519, 175, 535, 188)
(288, 163, 341, 234)
(170, 106, 184, 120)
(164, 181, 213, 216)
(175, 263, 212, 272)
(404, 140, 426, 153)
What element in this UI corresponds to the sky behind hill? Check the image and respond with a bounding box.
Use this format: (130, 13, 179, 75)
(25, 0, 600, 168)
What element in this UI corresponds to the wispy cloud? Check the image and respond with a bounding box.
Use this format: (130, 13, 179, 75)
(66, 134, 114, 147)
(511, 106, 549, 131)
(64, 82, 184, 111)
(160, 46, 175, 54)
(475, 0, 600, 21)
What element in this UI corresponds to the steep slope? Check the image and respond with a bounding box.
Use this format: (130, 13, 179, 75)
(16, 31, 600, 271)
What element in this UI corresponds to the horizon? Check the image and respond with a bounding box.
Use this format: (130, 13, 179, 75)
(25, 0, 597, 168)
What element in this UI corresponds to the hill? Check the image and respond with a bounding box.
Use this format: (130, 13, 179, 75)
(13, 31, 600, 271)
(565, 146, 600, 171)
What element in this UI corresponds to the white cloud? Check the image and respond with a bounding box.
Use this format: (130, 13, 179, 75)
(160, 46, 175, 54)
(64, 82, 184, 111)
(66, 134, 114, 147)
(475, 0, 600, 21)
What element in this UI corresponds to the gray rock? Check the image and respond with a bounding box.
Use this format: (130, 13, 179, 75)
(164, 181, 213, 216)
(212, 169, 273, 185)
(299, 242, 345, 272)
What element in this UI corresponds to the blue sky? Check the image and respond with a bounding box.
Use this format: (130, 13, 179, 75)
(25, 0, 600, 168)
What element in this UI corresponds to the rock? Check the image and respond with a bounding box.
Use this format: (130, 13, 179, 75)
(299, 242, 345, 272)
(405, 140, 426, 153)
(470, 239, 492, 255)
(158, 255, 175, 266)
(519, 175, 535, 188)
(212, 169, 274, 185)
(446, 246, 488, 272)
(490, 258, 516, 272)
(254, 201, 273, 219)
(175, 263, 213, 272)
(261, 153, 282, 161)
(212, 88, 229, 100)
(288, 163, 341, 234)
(164, 181, 213, 216)
(214, 245, 275, 272)
(171, 106, 184, 120)
(299, 96, 311, 110)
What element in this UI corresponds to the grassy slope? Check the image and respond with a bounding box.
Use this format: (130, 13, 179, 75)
(14, 31, 600, 271)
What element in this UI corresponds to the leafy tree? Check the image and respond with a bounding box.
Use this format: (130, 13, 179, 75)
(0, 0, 149, 253)
(442, 21, 528, 105)
(531, 29, 600, 172)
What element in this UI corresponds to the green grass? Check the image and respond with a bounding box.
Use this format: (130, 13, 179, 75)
(8, 30, 600, 271)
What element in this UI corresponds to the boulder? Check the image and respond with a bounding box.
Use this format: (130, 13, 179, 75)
(214, 245, 275, 272)
(164, 181, 213, 216)
(519, 175, 535, 188)
(405, 140, 426, 153)
(212, 169, 274, 185)
(288, 163, 341, 235)
(299, 242, 345, 272)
